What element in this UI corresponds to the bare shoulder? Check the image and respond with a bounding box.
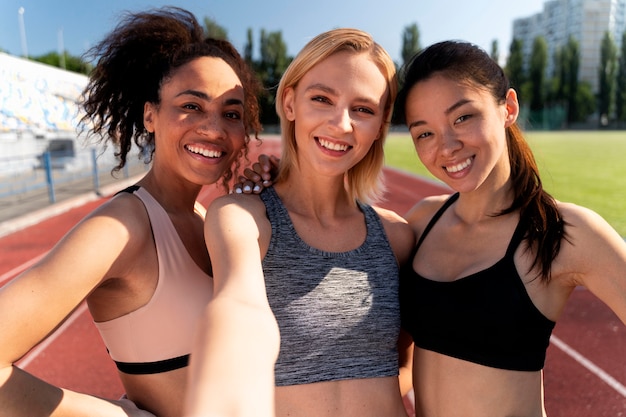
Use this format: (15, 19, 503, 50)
(85, 191, 152, 242)
(373, 205, 409, 225)
(554, 200, 626, 282)
(205, 192, 270, 243)
(557, 200, 623, 244)
(373, 206, 416, 267)
(206, 192, 266, 221)
(404, 193, 454, 228)
(76, 192, 157, 279)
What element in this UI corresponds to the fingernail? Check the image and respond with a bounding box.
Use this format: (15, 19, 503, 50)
(243, 184, 252, 193)
(235, 187, 243, 194)
(253, 184, 261, 193)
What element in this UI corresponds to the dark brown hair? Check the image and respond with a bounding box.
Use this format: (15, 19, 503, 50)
(80, 6, 261, 186)
(397, 41, 567, 282)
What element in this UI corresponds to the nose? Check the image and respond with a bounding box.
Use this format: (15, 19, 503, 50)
(196, 112, 225, 138)
(440, 129, 462, 156)
(329, 107, 353, 133)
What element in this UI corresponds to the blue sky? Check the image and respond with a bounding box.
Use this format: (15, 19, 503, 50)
(0, 0, 546, 65)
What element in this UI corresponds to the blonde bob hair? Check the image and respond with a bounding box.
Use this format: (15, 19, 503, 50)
(275, 28, 397, 204)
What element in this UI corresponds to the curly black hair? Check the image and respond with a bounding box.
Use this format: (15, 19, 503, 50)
(79, 6, 262, 186)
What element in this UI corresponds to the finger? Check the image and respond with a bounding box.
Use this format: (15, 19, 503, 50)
(251, 162, 272, 183)
(252, 181, 263, 194)
(258, 154, 272, 172)
(239, 180, 256, 194)
(243, 167, 262, 183)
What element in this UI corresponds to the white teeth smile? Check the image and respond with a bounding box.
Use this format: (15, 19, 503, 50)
(186, 145, 223, 158)
(446, 157, 473, 173)
(318, 138, 349, 152)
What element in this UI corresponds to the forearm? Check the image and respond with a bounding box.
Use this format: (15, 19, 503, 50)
(184, 297, 279, 417)
(0, 365, 136, 417)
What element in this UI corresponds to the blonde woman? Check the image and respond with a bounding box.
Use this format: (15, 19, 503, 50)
(185, 28, 414, 417)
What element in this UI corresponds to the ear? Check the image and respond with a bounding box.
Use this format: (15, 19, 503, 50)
(504, 88, 519, 127)
(282, 87, 296, 121)
(143, 102, 155, 133)
(374, 126, 384, 141)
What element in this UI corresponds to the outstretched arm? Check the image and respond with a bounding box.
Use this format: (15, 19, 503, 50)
(184, 194, 279, 417)
(0, 200, 156, 417)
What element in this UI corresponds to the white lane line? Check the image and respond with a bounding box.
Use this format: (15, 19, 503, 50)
(0, 252, 47, 285)
(550, 335, 626, 398)
(17, 303, 89, 368)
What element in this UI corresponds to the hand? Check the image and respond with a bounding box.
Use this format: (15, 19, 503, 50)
(233, 154, 280, 194)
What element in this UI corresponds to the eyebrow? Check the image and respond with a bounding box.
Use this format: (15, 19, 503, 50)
(305, 83, 380, 107)
(407, 98, 472, 130)
(176, 89, 244, 106)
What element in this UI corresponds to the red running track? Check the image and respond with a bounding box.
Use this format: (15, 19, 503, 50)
(0, 137, 624, 416)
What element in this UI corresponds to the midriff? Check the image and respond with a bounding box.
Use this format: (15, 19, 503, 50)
(275, 376, 408, 417)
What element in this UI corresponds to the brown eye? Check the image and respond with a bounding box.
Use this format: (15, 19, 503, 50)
(455, 114, 471, 124)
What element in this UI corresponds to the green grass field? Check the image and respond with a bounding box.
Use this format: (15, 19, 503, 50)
(384, 130, 626, 237)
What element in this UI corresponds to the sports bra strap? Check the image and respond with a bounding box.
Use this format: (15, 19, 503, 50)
(414, 193, 460, 253)
(115, 184, 140, 196)
(505, 215, 528, 257)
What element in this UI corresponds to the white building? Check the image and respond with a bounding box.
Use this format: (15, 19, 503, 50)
(512, 0, 626, 92)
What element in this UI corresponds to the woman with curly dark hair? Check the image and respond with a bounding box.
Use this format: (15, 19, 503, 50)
(0, 7, 261, 417)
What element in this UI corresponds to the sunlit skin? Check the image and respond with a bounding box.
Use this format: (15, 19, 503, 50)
(405, 74, 513, 200)
(401, 73, 626, 416)
(0, 56, 248, 417)
(186, 50, 414, 417)
(401, 74, 556, 417)
(97, 56, 247, 416)
(282, 51, 388, 185)
(274, 51, 409, 415)
(142, 56, 246, 203)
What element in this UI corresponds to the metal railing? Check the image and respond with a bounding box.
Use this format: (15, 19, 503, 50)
(0, 146, 148, 204)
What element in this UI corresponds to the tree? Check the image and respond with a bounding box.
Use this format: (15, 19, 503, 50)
(550, 46, 565, 103)
(32, 51, 90, 75)
(255, 29, 290, 125)
(528, 36, 548, 123)
(598, 31, 618, 126)
(505, 39, 525, 96)
(573, 80, 596, 122)
(564, 36, 582, 123)
(543, 46, 567, 128)
(490, 39, 500, 65)
(616, 31, 626, 123)
(400, 23, 420, 69)
(203, 16, 228, 39)
(244, 28, 254, 64)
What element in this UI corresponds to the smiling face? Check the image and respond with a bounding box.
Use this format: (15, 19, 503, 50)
(281, 51, 389, 179)
(404, 74, 519, 193)
(143, 56, 246, 187)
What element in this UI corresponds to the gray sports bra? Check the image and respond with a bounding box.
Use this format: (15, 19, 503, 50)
(260, 187, 401, 385)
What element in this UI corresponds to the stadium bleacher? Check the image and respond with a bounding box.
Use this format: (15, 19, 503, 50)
(0, 52, 87, 135)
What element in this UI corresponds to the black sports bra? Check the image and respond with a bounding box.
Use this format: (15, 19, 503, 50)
(400, 193, 555, 372)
